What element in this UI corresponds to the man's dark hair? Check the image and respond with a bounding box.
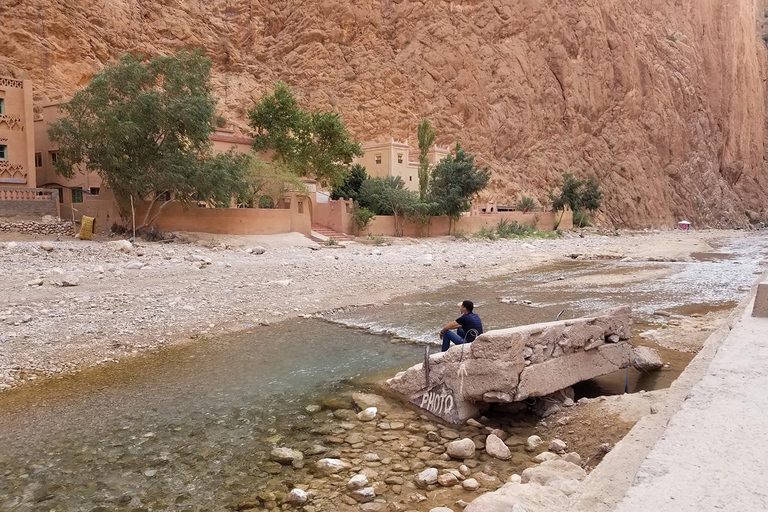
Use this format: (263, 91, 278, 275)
(462, 300, 474, 312)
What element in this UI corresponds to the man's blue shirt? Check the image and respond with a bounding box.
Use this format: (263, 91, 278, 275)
(456, 312, 483, 342)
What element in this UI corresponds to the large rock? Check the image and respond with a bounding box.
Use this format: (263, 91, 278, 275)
(385, 308, 633, 422)
(485, 434, 512, 460)
(316, 458, 351, 475)
(521, 460, 587, 487)
(352, 392, 391, 412)
(631, 346, 664, 372)
(463, 482, 569, 512)
(416, 468, 439, 487)
(447, 438, 476, 459)
(270, 447, 303, 464)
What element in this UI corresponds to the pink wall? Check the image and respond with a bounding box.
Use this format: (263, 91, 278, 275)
(138, 195, 312, 235)
(313, 198, 355, 234)
(362, 210, 573, 237)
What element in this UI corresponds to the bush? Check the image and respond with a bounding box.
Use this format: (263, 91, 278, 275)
(474, 227, 498, 240)
(573, 210, 591, 227)
(352, 203, 376, 232)
(496, 219, 535, 238)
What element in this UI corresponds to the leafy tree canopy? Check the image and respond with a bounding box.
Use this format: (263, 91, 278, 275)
(331, 164, 368, 201)
(428, 140, 491, 221)
(48, 50, 250, 222)
(248, 81, 362, 187)
(358, 176, 406, 216)
(549, 173, 603, 213)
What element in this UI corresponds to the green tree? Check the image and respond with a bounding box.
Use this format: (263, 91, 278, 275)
(248, 81, 362, 187)
(549, 172, 603, 227)
(417, 119, 436, 201)
(331, 164, 367, 201)
(358, 176, 406, 216)
(47, 50, 251, 227)
(429, 140, 491, 232)
(237, 159, 308, 209)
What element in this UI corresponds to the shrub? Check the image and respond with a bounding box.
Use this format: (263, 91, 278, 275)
(517, 196, 538, 212)
(496, 219, 535, 238)
(324, 237, 339, 246)
(573, 210, 591, 227)
(474, 227, 498, 240)
(352, 203, 376, 232)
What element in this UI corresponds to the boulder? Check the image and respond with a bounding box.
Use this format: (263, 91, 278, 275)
(347, 474, 369, 490)
(548, 439, 567, 454)
(533, 452, 561, 463)
(352, 392, 392, 412)
(525, 435, 543, 452)
(463, 482, 569, 512)
(416, 467, 438, 487)
(521, 460, 587, 487)
(438, 473, 459, 487)
(286, 489, 307, 504)
(40, 241, 54, 252)
(316, 458, 351, 475)
(485, 434, 512, 460)
(270, 447, 303, 464)
(246, 246, 266, 255)
(350, 487, 375, 503)
(358, 407, 378, 422)
(631, 346, 664, 371)
(462, 478, 480, 491)
(110, 240, 133, 253)
(447, 438, 476, 459)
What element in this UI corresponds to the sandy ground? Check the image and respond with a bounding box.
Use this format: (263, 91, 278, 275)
(0, 229, 745, 391)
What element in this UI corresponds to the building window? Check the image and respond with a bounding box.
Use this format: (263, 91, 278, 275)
(0, 98, 4, 115)
(398, 153, 403, 164)
(409, 176, 412, 181)
(90, 187, 100, 196)
(56, 188, 64, 203)
(0, 145, 6, 160)
(375, 154, 382, 164)
(50, 151, 58, 165)
(298, 200, 304, 214)
(71, 188, 83, 203)
(35, 153, 43, 167)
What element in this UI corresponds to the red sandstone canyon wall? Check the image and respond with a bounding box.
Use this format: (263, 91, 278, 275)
(2, 0, 768, 227)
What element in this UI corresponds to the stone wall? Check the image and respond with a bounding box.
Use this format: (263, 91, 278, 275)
(0, 218, 73, 236)
(0, 187, 60, 218)
(385, 307, 636, 423)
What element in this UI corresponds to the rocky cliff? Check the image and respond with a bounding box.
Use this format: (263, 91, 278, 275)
(2, 0, 768, 227)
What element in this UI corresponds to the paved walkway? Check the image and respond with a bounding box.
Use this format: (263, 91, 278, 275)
(614, 289, 768, 511)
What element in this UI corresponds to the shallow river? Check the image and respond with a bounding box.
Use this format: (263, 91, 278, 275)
(1, 235, 765, 511)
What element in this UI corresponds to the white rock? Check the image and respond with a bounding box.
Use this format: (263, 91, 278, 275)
(270, 447, 303, 464)
(429, 508, 456, 512)
(246, 246, 266, 255)
(26, 278, 44, 287)
(358, 407, 378, 422)
(462, 478, 480, 491)
(508, 474, 522, 483)
(286, 488, 308, 504)
(305, 404, 321, 413)
(447, 438, 476, 459)
(59, 274, 79, 287)
(125, 261, 145, 270)
(548, 439, 567, 454)
(110, 240, 133, 253)
(525, 435, 544, 451)
(40, 241, 54, 252)
(347, 474, 369, 490)
(533, 452, 561, 463)
(562, 452, 581, 465)
(316, 458, 351, 474)
(416, 467, 439, 486)
(351, 487, 375, 503)
(486, 433, 512, 460)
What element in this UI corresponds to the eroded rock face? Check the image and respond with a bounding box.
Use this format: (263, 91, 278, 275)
(385, 307, 634, 422)
(3, 2, 768, 226)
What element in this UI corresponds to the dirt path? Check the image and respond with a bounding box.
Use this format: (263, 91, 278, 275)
(0, 229, 746, 391)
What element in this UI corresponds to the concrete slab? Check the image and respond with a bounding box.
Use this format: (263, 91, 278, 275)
(751, 283, 768, 317)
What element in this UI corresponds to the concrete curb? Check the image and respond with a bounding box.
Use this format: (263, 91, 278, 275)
(566, 271, 766, 512)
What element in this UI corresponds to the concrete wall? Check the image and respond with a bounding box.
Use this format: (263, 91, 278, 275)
(0, 187, 60, 218)
(361, 210, 573, 237)
(0, 77, 35, 187)
(138, 194, 312, 236)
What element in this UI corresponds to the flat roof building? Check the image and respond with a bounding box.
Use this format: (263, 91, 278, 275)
(0, 77, 36, 187)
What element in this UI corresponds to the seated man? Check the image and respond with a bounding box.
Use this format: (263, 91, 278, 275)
(439, 300, 483, 352)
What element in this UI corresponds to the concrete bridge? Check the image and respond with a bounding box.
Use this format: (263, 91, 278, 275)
(385, 307, 659, 423)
